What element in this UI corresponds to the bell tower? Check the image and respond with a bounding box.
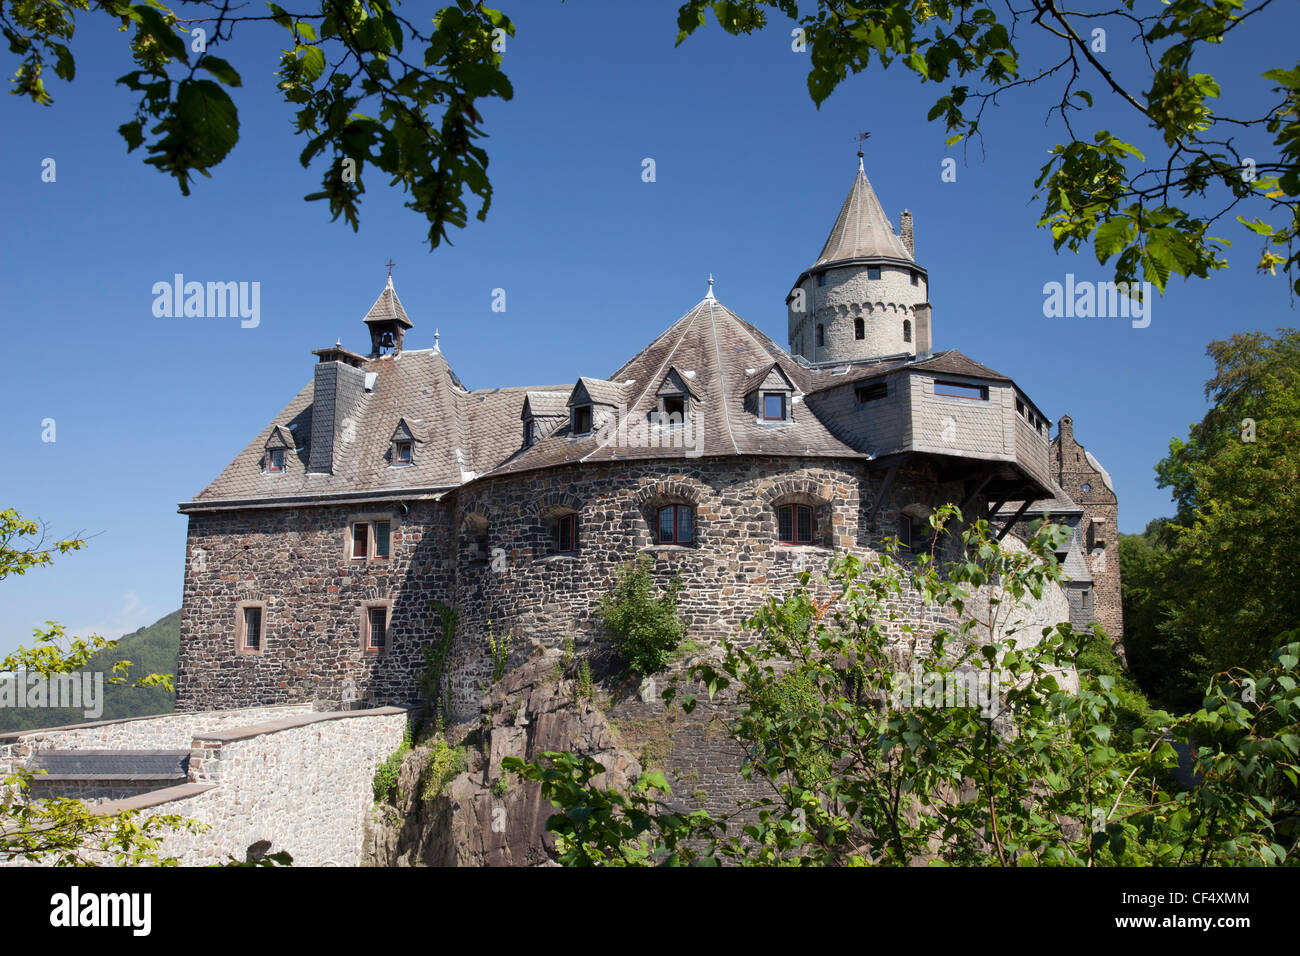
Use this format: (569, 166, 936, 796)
(363, 265, 413, 357)
(787, 149, 931, 364)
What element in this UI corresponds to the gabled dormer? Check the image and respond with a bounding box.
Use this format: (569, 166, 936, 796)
(746, 364, 796, 423)
(654, 368, 699, 427)
(567, 377, 623, 436)
(520, 391, 568, 448)
(263, 425, 294, 474)
(388, 418, 421, 466)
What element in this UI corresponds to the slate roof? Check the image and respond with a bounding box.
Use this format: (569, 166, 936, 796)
(28, 750, 190, 781)
(996, 484, 1083, 518)
(484, 295, 866, 478)
(814, 160, 914, 267)
(363, 276, 412, 329)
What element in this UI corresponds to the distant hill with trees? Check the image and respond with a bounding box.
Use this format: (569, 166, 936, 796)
(0, 610, 179, 733)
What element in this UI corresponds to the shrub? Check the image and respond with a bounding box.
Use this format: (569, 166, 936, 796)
(373, 730, 412, 804)
(598, 555, 686, 675)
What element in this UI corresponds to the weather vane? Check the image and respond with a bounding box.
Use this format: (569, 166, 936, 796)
(854, 131, 871, 155)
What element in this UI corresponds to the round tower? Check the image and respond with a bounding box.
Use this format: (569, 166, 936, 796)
(787, 151, 931, 363)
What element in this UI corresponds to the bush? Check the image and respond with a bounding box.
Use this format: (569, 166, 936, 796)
(373, 731, 412, 804)
(598, 555, 687, 675)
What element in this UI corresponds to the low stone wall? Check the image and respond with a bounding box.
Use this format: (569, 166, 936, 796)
(95, 707, 410, 866)
(2, 706, 408, 867)
(0, 704, 314, 766)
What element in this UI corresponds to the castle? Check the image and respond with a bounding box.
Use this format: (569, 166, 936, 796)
(174, 153, 1122, 719)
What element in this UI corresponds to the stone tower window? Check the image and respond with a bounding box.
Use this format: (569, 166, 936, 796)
(555, 513, 577, 554)
(867, 266, 881, 280)
(910, 272, 919, 286)
(242, 606, 262, 652)
(777, 504, 813, 544)
(362, 603, 391, 654)
(903, 319, 912, 343)
(657, 505, 694, 545)
(854, 317, 864, 340)
(816, 324, 825, 347)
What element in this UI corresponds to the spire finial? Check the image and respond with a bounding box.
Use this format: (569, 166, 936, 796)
(705, 274, 715, 300)
(854, 130, 870, 172)
(386, 258, 396, 278)
(434, 328, 440, 353)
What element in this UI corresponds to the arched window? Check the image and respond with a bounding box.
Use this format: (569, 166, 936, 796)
(854, 317, 864, 340)
(903, 319, 912, 343)
(816, 324, 825, 347)
(657, 504, 694, 545)
(777, 504, 813, 544)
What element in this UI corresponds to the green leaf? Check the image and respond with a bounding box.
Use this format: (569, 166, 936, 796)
(198, 56, 242, 87)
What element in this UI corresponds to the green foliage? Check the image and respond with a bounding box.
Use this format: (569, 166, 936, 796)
(512, 507, 1300, 866)
(576, 657, 593, 702)
(598, 555, 687, 676)
(674, 0, 1300, 295)
(0, 506, 193, 866)
(0, 611, 181, 733)
(4, 0, 514, 248)
(418, 603, 457, 724)
(1124, 330, 1300, 709)
(373, 730, 412, 804)
(491, 776, 508, 797)
(419, 738, 468, 803)
(488, 623, 512, 684)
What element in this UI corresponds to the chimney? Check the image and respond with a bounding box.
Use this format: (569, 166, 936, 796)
(900, 209, 914, 257)
(913, 302, 933, 357)
(308, 347, 367, 474)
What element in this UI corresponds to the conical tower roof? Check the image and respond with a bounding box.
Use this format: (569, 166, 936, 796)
(814, 156, 913, 266)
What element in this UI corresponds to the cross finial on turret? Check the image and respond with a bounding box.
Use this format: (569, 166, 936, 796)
(434, 328, 440, 353)
(385, 258, 396, 279)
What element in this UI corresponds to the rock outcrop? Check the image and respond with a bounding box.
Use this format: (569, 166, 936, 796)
(364, 649, 642, 866)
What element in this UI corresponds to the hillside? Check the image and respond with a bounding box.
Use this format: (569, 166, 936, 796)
(0, 610, 180, 733)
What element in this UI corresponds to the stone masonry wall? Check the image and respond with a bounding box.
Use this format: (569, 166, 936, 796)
(177, 500, 455, 712)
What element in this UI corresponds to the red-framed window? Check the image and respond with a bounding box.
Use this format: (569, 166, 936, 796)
(777, 504, 813, 544)
(762, 393, 786, 421)
(657, 505, 693, 545)
(394, 441, 413, 464)
(352, 523, 369, 560)
(243, 606, 262, 651)
(555, 513, 577, 553)
(366, 607, 387, 652)
(268, 448, 285, 472)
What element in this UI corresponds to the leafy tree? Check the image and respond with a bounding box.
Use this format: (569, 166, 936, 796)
(597, 554, 687, 676)
(1, 507, 197, 866)
(2, 0, 513, 248)
(6, 2, 1295, 289)
(1151, 329, 1300, 693)
(508, 508, 1300, 865)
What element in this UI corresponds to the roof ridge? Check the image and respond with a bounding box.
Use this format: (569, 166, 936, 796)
(706, 299, 740, 455)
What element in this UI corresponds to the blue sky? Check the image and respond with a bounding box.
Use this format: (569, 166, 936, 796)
(1, 1, 1296, 651)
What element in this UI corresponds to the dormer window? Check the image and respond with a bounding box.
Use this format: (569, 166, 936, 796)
(523, 418, 539, 448)
(268, 448, 285, 472)
(573, 405, 593, 435)
(388, 418, 420, 466)
(763, 393, 787, 421)
(658, 395, 686, 427)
